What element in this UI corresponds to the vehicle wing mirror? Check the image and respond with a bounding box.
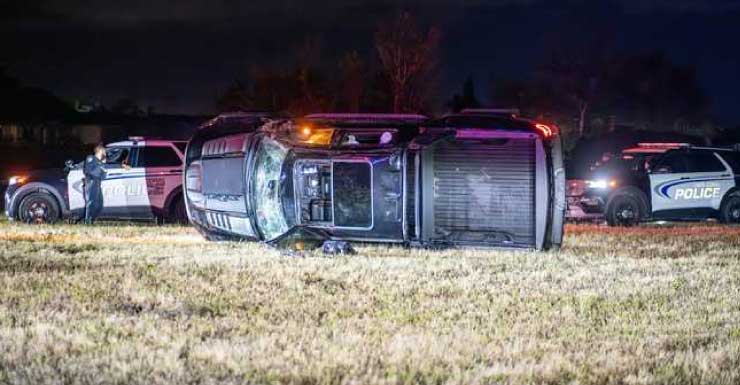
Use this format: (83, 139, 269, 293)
(64, 159, 74, 172)
(269, 226, 328, 251)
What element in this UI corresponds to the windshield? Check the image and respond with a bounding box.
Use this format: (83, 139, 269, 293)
(251, 137, 289, 240)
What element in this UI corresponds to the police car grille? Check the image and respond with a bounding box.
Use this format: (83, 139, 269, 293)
(432, 138, 536, 247)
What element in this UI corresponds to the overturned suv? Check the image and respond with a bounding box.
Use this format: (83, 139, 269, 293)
(184, 112, 565, 250)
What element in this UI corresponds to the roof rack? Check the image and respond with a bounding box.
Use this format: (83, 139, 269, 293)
(304, 113, 428, 123)
(199, 111, 277, 130)
(213, 111, 273, 119)
(460, 108, 520, 117)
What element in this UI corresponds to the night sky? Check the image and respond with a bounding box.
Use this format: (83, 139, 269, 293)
(2, 0, 740, 125)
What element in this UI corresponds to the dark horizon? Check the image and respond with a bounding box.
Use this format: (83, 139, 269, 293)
(3, 0, 740, 125)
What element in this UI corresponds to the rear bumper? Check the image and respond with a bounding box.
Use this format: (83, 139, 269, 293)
(567, 194, 605, 215)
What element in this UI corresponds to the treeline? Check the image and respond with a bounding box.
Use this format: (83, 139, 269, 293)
(217, 12, 442, 117)
(217, 11, 716, 148)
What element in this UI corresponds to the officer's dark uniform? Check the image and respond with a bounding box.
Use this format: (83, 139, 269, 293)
(83, 155, 106, 224)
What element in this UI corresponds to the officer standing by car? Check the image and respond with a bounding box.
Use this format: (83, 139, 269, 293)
(83, 144, 107, 224)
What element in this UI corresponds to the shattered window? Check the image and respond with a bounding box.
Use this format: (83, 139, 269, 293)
(333, 162, 372, 228)
(252, 138, 289, 240)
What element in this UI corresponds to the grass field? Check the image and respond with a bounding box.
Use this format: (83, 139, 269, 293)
(1, 220, 740, 385)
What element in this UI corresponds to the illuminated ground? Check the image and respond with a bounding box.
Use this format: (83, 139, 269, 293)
(1, 220, 739, 384)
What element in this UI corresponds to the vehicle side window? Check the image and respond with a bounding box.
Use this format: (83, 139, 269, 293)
(685, 152, 726, 173)
(719, 153, 740, 174)
(136, 146, 182, 167)
(653, 152, 688, 173)
(105, 147, 132, 167)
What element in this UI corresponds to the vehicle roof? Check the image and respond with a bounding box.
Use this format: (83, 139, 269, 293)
(199, 111, 276, 130)
(302, 113, 428, 128)
(107, 139, 185, 147)
(423, 113, 537, 130)
(665, 145, 738, 153)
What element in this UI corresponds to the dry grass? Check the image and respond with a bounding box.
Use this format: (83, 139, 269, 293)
(1, 219, 740, 385)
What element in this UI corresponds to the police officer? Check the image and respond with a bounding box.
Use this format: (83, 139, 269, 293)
(83, 144, 107, 224)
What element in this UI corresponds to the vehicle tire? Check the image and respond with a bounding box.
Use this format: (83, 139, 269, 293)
(720, 194, 740, 224)
(605, 189, 647, 227)
(17, 192, 60, 224)
(170, 197, 188, 225)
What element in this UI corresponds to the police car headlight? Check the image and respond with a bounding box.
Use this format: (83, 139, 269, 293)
(586, 179, 608, 189)
(8, 176, 27, 185)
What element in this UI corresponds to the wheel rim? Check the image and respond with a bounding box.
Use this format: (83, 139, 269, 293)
(614, 200, 639, 225)
(25, 199, 50, 224)
(728, 201, 740, 223)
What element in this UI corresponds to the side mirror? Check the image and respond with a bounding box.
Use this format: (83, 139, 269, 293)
(64, 159, 74, 172)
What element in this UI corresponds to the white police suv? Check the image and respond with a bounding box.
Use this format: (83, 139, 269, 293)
(582, 145, 740, 226)
(5, 138, 187, 224)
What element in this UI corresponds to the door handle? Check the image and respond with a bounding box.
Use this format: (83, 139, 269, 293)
(680, 177, 690, 180)
(169, 169, 182, 173)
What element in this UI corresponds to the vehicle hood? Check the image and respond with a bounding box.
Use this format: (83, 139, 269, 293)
(17, 168, 68, 183)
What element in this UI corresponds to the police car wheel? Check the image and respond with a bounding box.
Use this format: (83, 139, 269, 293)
(18, 192, 60, 224)
(720, 195, 740, 224)
(606, 194, 643, 227)
(171, 198, 188, 225)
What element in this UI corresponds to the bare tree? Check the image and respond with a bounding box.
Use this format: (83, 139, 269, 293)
(338, 51, 365, 112)
(541, 40, 612, 137)
(290, 37, 332, 115)
(374, 11, 441, 113)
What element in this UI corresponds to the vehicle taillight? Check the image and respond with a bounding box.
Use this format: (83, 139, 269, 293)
(186, 163, 202, 192)
(535, 123, 555, 138)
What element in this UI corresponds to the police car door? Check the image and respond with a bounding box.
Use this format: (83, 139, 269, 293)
(135, 144, 183, 217)
(649, 151, 733, 216)
(100, 146, 142, 218)
(67, 164, 86, 215)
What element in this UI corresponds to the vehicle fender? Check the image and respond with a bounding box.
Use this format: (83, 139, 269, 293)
(164, 186, 184, 214)
(9, 182, 68, 217)
(719, 186, 740, 210)
(606, 186, 650, 218)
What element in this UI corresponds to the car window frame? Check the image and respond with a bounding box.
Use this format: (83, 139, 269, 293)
(684, 151, 727, 173)
(104, 146, 134, 169)
(652, 151, 689, 174)
(134, 145, 183, 168)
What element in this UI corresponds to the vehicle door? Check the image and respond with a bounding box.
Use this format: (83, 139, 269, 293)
(649, 151, 733, 216)
(67, 164, 86, 215)
(99, 146, 143, 218)
(135, 145, 184, 216)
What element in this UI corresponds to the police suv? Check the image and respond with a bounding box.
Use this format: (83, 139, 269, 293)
(583, 145, 740, 225)
(568, 143, 684, 220)
(5, 138, 188, 223)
